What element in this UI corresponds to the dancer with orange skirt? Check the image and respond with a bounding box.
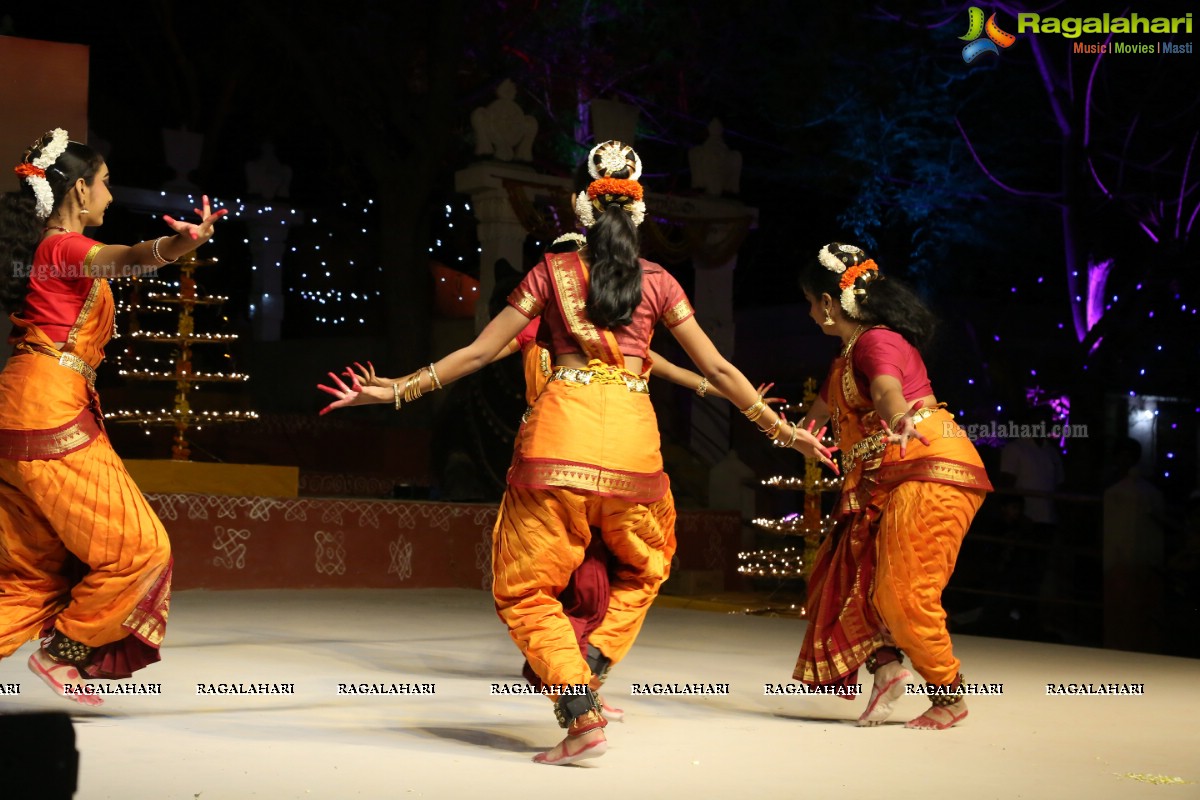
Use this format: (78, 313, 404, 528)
(0, 129, 225, 705)
(792, 243, 991, 730)
(320, 141, 834, 764)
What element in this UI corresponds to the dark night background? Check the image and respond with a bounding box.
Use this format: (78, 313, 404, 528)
(3, 0, 1197, 653)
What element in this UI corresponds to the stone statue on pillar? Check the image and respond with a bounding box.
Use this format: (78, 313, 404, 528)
(471, 79, 538, 163)
(689, 118, 742, 197)
(245, 141, 293, 200)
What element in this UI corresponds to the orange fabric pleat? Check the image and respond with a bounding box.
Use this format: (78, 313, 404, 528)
(0, 434, 171, 655)
(492, 484, 676, 689)
(872, 482, 985, 685)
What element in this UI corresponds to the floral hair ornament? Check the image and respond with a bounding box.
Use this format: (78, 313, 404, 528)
(17, 128, 70, 219)
(551, 232, 588, 249)
(587, 140, 642, 181)
(575, 140, 647, 228)
(817, 242, 879, 319)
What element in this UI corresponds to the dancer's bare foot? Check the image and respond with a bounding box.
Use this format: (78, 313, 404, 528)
(857, 661, 911, 726)
(905, 699, 967, 730)
(533, 711, 608, 766)
(27, 650, 103, 707)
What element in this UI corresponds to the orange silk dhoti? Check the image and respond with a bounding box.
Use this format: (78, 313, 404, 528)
(0, 296, 171, 678)
(872, 478, 986, 685)
(492, 483, 676, 688)
(493, 367, 676, 691)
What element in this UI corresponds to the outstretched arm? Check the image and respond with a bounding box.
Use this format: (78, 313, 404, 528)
(667, 316, 837, 470)
(88, 195, 227, 278)
(349, 336, 521, 388)
(647, 348, 726, 400)
(319, 306, 532, 413)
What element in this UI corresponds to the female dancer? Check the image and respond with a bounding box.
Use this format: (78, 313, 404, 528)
(792, 243, 991, 730)
(0, 129, 225, 705)
(349, 309, 736, 723)
(320, 141, 834, 764)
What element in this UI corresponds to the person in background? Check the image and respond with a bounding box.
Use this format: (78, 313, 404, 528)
(1102, 437, 1165, 651)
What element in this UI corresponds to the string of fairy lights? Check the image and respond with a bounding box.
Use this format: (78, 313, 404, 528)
(737, 545, 806, 580)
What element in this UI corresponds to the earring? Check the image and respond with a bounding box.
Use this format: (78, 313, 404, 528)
(822, 308, 835, 326)
(80, 209, 89, 216)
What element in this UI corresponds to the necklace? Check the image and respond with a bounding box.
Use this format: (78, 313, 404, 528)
(43, 225, 70, 235)
(839, 324, 866, 357)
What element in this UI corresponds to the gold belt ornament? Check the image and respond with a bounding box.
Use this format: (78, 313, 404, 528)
(15, 344, 97, 389)
(549, 365, 649, 394)
(845, 405, 940, 473)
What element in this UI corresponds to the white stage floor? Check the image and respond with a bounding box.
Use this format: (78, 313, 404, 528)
(1, 589, 1195, 799)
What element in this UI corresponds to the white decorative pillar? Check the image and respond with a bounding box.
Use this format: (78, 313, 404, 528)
(245, 211, 293, 342)
(650, 193, 756, 465)
(454, 162, 550, 332)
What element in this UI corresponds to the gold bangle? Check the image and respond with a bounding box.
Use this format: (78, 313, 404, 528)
(404, 373, 423, 403)
(763, 416, 784, 440)
(784, 422, 800, 448)
(428, 362, 443, 391)
(741, 400, 767, 422)
(888, 411, 906, 430)
(695, 377, 709, 398)
(392, 383, 401, 411)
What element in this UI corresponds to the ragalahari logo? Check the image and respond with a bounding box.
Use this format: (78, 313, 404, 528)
(960, 7, 1017, 62)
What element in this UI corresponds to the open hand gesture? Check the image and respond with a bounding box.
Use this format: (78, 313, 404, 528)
(881, 400, 932, 458)
(317, 368, 388, 415)
(346, 361, 392, 389)
(755, 382, 787, 408)
(793, 419, 840, 475)
(163, 194, 227, 242)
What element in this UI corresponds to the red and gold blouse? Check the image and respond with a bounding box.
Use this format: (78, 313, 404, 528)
(508, 256, 694, 362)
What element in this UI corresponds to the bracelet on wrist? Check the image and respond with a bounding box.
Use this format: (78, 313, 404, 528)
(741, 399, 767, 422)
(695, 377, 709, 398)
(403, 372, 423, 403)
(888, 411, 906, 430)
(784, 422, 800, 448)
(393, 383, 402, 411)
(428, 363, 443, 391)
(150, 236, 177, 265)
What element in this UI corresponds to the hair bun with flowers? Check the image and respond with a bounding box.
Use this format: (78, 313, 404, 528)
(14, 128, 70, 219)
(818, 242, 881, 319)
(575, 140, 646, 228)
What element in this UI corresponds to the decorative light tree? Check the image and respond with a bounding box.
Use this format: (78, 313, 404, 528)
(738, 378, 841, 585)
(108, 251, 257, 460)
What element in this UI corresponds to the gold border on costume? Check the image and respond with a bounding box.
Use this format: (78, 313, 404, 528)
(0, 407, 102, 461)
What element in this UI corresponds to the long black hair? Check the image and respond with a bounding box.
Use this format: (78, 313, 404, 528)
(800, 242, 937, 350)
(0, 133, 103, 311)
(585, 204, 642, 328)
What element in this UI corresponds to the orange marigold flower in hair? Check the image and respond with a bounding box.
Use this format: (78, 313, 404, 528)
(587, 178, 643, 202)
(14, 162, 46, 179)
(839, 259, 879, 290)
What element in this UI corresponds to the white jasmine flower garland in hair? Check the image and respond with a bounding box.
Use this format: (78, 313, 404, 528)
(817, 243, 877, 319)
(25, 128, 70, 219)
